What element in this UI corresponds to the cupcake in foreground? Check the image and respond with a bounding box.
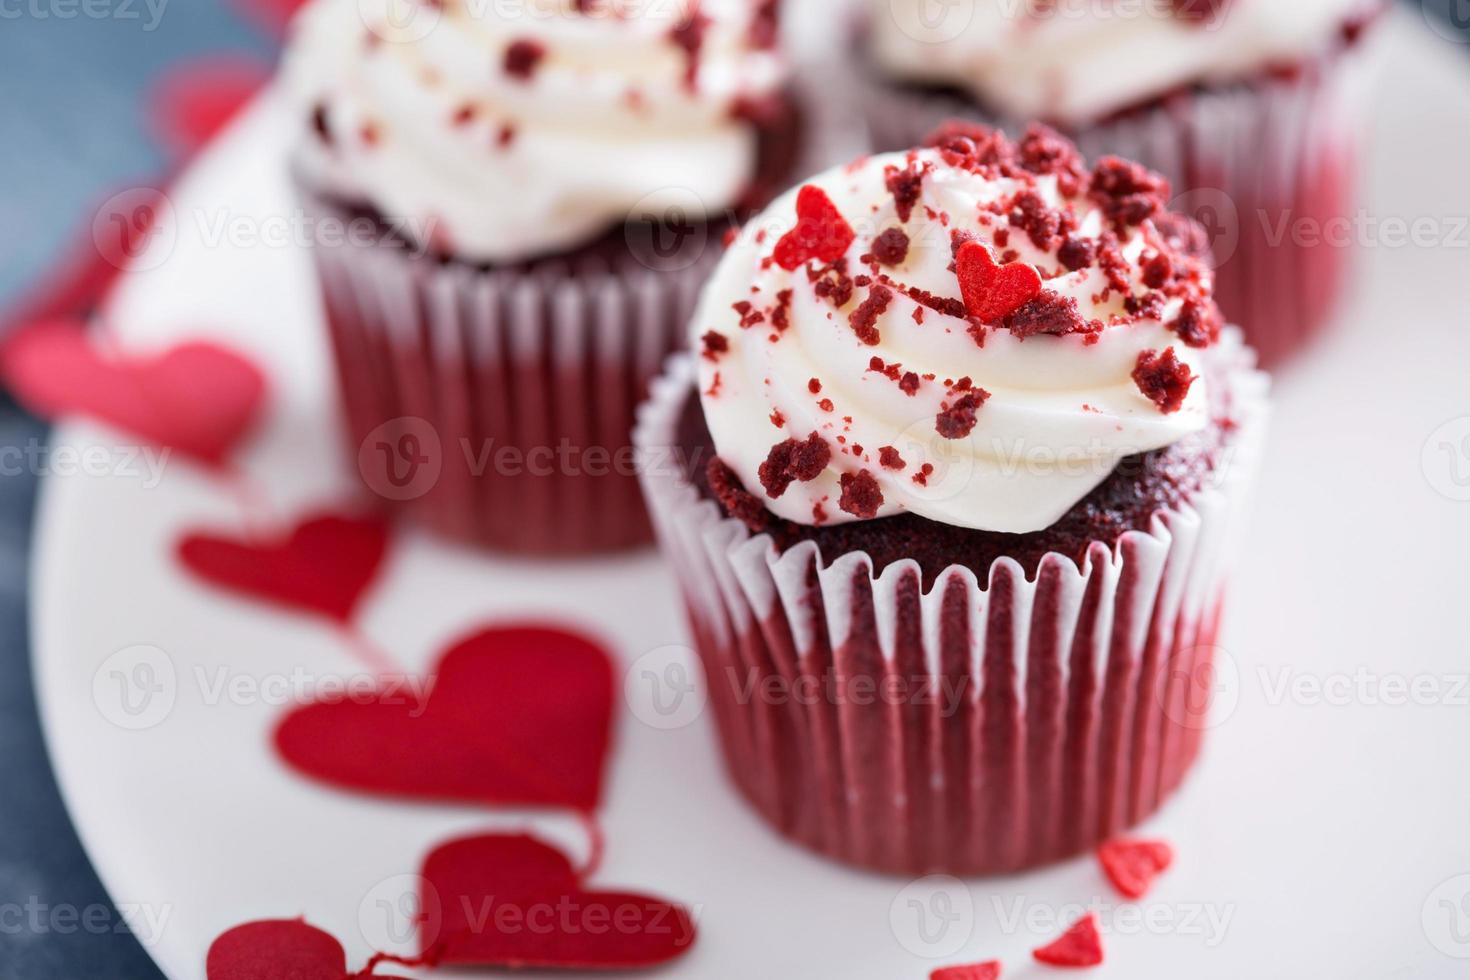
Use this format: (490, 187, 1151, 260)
(287, 0, 796, 554)
(861, 0, 1386, 366)
(636, 124, 1268, 875)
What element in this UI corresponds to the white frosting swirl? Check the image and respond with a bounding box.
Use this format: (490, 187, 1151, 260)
(695, 140, 1219, 534)
(871, 0, 1373, 124)
(285, 0, 785, 262)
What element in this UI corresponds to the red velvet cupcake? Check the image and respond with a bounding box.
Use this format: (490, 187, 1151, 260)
(636, 125, 1268, 874)
(859, 0, 1386, 366)
(286, 0, 797, 554)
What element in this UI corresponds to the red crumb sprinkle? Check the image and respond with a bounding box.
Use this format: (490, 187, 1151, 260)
(708, 459, 773, 533)
(818, 398, 834, 412)
(808, 378, 822, 394)
(1098, 838, 1175, 899)
(1141, 251, 1173, 289)
(769, 410, 785, 428)
(878, 446, 906, 470)
(668, 4, 711, 91)
(1033, 914, 1104, 968)
(1057, 236, 1096, 272)
(774, 186, 856, 271)
(496, 123, 518, 147)
(451, 103, 478, 126)
(936, 390, 990, 439)
(912, 462, 935, 486)
(1007, 290, 1088, 338)
(899, 371, 920, 395)
(848, 284, 894, 345)
(838, 469, 884, 518)
(700, 330, 728, 361)
(359, 122, 380, 146)
(1169, 296, 1222, 348)
(758, 432, 831, 499)
(1008, 190, 1062, 250)
(884, 160, 930, 223)
(1133, 348, 1195, 413)
(1090, 156, 1170, 231)
(930, 962, 1000, 980)
(770, 288, 794, 332)
(503, 39, 547, 80)
(870, 227, 910, 266)
(1018, 122, 1086, 189)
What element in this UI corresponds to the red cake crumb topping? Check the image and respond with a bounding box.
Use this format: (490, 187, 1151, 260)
(885, 160, 930, 223)
(774, 186, 856, 271)
(936, 390, 990, 439)
(1090, 156, 1170, 232)
(701, 331, 728, 362)
(668, 3, 711, 91)
(1057, 236, 1095, 272)
(1133, 348, 1195, 413)
(849, 284, 894, 345)
(1006, 291, 1090, 338)
(1169, 296, 1222, 348)
(503, 39, 547, 80)
(838, 470, 884, 518)
(758, 432, 831, 498)
(869, 228, 911, 266)
(879, 446, 906, 470)
(1008, 190, 1062, 250)
(708, 459, 773, 532)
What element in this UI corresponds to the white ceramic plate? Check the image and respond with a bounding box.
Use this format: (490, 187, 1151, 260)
(31, 11, 1470, 979)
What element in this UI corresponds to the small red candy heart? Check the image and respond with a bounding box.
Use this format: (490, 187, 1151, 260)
(955, 241, 1042, 323)
(151, 57, 270, 157)
(420, 833, 697, 970)
(1098, 838, 1174, 899)
(932, 960, 1002, 980)
(275, 625, 614, 811)
(1032, 913, 1104, 968)
(206, 919, 409, 980)
(773, 185, 855, 271)
(1, 319, 266, 467)
(177, 513, 390, 624)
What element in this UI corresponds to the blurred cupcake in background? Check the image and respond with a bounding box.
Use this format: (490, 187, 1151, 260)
(861, 0, 1387, 366)
(287, 0, 798, 554)
(637, 124, 1268, 874)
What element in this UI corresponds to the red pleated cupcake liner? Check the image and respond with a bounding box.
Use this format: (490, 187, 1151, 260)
(635, 338, 1268, 875)
(302, 182, 711, 554)
(859, 33, 1379, 367)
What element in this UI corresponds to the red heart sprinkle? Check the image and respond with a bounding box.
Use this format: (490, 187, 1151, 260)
(1032, 913, 1104, 968)
(773, 185, 855, 271)
(420, 833, 697, 970)
(932, 960, 1002, 980)
(176, 513, 390, 624)
(205, 919, 410, 980)
(275, 625, 614, 811)
(955, 241, 1042, 323)
(0, 320, 266, 467)
(1098, 838, 1175, 899)
(150, 57, 270, 157)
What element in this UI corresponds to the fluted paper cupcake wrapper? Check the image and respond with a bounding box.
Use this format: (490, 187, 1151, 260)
(860, 34, 1379, 367)
(635, 341, 1268, 875)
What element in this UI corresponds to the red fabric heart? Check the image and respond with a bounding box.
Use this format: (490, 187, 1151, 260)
(955, 241, 1042, 323)
(275, 625, 614, 811)
(420, 833, 696, 970)
(177, 514, 390, 623)
(1098, 838, 1174, 899)
(932, 961, 1001, 980)
(206, 919, 409, 980)
(151, 57, 270, 157)
(1, 319, 266, 467)
(1032, 913, 1104, 968)
(773, 185, 855, 271)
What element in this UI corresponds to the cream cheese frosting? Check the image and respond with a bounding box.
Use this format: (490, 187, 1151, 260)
(871, 0, 1375, 125)
(285, 0, 785, 262)
(694, 124, 1225, 534)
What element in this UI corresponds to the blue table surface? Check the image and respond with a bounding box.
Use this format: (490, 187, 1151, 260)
(0, 2, 1465, 977)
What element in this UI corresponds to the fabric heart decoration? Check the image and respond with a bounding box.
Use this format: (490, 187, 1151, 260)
(773, 185, 855, 271)
(1, 319, 266, 467)
(420, 833, 696, 970)
(150, 57, 270, 157)
(1098, 838, 1174, 899)
(931, 962, 1001, 980)
(177, 513, 390, 624)
(1032, 913, 1105, 968)
(206, 919, 408, 980)
(275, 625, 614, 811)
(955, 241, 1042, 323)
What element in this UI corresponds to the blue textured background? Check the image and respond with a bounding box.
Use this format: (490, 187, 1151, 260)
(0, 1, 1464, 977)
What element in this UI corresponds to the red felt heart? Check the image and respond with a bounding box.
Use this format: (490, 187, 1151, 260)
(151, 57, 270, 157)
(1, 319, 265, 467)
(955, 241, 1041, 323)
(1098, 838, 1174, 899)
(932, 961, 1001, 980)
(206, 919, 410, 980)
(177, 513, 390, 623)
(773, 185, 855, 271)
(420, 833, 696, 970)
(1032, 913, 1104, 968)
(275, 626, 614, 811)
